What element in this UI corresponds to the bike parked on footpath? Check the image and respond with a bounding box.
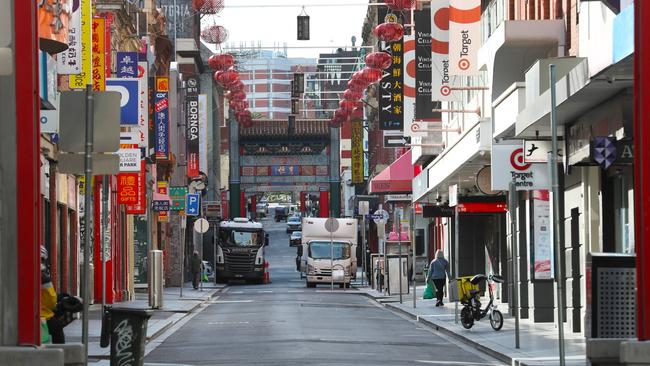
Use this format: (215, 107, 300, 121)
(459, 274, 504, 331)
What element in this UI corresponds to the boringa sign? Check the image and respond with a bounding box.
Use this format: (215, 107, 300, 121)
(491, 142, 550, 191)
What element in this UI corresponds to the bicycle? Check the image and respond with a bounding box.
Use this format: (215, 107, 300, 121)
(460, 274, 504, 331)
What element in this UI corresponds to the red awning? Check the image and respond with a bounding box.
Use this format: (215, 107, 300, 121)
(369, 150, 413, 194)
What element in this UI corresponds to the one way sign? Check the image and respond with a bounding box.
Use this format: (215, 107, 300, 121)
(384, 135, 411, 148)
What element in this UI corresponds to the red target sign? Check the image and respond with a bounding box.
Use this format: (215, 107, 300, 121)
(510, 148, 531, 171)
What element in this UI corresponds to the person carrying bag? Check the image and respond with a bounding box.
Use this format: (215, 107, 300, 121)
(427, 250, 452, 307)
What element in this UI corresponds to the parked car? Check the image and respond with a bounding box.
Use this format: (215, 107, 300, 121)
(286, 216, 302, 233)
(290, 231, 302, 247)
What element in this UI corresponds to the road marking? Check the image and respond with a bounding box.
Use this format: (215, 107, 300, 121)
(228, 291, 244, 294)
(286, 290, 304, 293)
(209, 300, 254, 303)
(414, 361, 503, 365)
(257, 290, 273, 293)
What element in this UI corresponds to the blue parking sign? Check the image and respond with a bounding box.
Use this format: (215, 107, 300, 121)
(186, 193, 200, 216)
(106, 78, 139, 125)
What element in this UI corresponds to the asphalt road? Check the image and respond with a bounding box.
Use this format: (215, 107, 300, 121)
(145, 217, 504, 366)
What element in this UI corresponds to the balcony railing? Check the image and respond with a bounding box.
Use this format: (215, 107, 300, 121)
(481, 0, 506, 44)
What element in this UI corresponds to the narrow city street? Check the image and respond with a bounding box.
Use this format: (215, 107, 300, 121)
(144, 218, 504, 366)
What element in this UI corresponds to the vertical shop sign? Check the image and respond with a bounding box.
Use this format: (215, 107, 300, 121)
(198, 94, 209, 174)
(117, 52, 138, 78)
(449, 0, 481, 75)
(378, 7, 404, 130)
(157, 181, 170, 222)
(117, 173, 139, 204)
(137, 61, 149, 149)
(186, 76, 200, 177)
(69, 0, 91, 89)
(57, 0, 81, 74)
(532, 190, 553, 279)
(403, 35, 424, 138)
(104, 13, 111, 79)
(91, 17, 105, 91)
(155, 77, 170, 160)
(414, 10, 441, 119)
(351, 119, 364, 184)
(430, 1, 455, 101)
(125, 162, 146, 215)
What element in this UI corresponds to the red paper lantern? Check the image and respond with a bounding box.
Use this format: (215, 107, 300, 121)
(339, 100, 357, 112)
(228, 90, 246, 101)
(201, 25, 229, 44)
(192, 0, 225, 14)
(365, 52, 392, 69)
(214, 69, 239, 87)
(208, 53, 234, 71)
(350, 106, 364, 121)
(374, 22, 404, 42)
(330, 116, 344, 128)
(384, 0, 416, 11)
(230, 100, 248, 112)
(343, 89, 362, 101)
(236, 109, 253, 128)
(348, 79, 367, 93)
(228, 80, 245, 93)
(360, 67, 383, 84)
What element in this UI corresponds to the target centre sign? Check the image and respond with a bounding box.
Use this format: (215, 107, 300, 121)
(491, 142, 550, 191)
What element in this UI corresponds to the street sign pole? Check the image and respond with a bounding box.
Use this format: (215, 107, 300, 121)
(361, 215, 366, 286)
(509, 182, 520, 349)
(101, 175, 108, 309)
(412, 208, 416, 309)
(81, 84, 94, 362)
(180, 215, 186, 297)
(397, 209, 403, 304)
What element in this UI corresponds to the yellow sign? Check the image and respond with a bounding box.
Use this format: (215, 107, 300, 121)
(351, 120, 364, 184)
(91, 17, 105, 91)
(69, 0, 91, 89)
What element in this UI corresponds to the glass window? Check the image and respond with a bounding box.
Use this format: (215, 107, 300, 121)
(308, 241, 351, 260)
(219, 229, 260, 247)
(613, 167, 635, 254)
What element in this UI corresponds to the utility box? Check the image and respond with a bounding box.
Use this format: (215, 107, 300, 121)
(148, 250, 164, 309)
(386, 255, 409, 296)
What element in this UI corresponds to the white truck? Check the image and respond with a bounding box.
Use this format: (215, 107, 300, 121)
(300, 218, 358, 288)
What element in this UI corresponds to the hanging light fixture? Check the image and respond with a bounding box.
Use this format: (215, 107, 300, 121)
(201, 25, 229, 44)
(208, 53, 234, 71)
(383, 0, 416, 11)
(365, 52, 392, 69)
(297, 6, 310, 40)
(373, 22, 404, 42)
(192, 0, 226, 14)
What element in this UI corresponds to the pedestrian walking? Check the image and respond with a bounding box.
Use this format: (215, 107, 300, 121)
(191, 250, 202, 290)
(428, 250, 452, 307)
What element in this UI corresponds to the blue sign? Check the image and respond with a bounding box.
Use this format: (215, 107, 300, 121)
(106, 78, 139, 125)
(154, 89, 169, 158)
(117, 52, 138, 78)
(186, 193, 200, 216)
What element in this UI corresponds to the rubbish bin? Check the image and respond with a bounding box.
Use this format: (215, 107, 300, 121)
(99, 305, 153, 366)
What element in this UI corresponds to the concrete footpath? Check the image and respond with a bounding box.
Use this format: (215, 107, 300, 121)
(66, 283, 224, 364)
(355, 284, 588, 366)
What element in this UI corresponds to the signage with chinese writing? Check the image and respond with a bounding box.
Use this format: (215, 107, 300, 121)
(117, 173, 139, 205)
(271, 165, 299, 176)
(91, 17, 105, 91)
(137, 61, 149, 149)
(351, 119, 364, 184)
(414, 10, 442, 119)
(378, 7, 404, 130)
(125, 162, 145, 215)
(186, 76, 200, 177)
(449, 0, 481, 75)
(69, 0, 90, 89)
(491, 142, 550, 191)
(430, 1, 455, 101)
(155, 77, 170, 160)
(117, 52, 138, 78)
(57, 0, 81, 74)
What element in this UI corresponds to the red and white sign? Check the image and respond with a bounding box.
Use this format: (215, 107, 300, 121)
(491, 142, 550, 191)
(124, 162, 146, 214)
(449, 0, 481, 76)
(430, 1, 456, 101)
(532, 190, 553, 279)
(403, 36, 424, 138)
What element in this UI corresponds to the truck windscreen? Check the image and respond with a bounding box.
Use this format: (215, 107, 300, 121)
(219, 230, 260, 247)
(308, 241, 350, 260)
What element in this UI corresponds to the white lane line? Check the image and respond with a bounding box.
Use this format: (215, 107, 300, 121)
(414, 361, 503, 365)
(257, 290, 273, 293)
(228, 291, 244, 294)
(209, 300, 254, 303)
(287, 290, 304, 293)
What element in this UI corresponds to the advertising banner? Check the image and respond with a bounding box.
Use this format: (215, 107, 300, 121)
(186, 76, 200, 177)
(351, 119, 364, 184)
(57, 0, 81, 74)
(491, 142, 551, 191)
(106, 78, 139, 125)
(532, 190, 553, 279)
(157, 0, 195, 39)
(155, 77, 170, 160)
(104, 14, 111, 79)
(69, 0, 91, 89)
(199, 94, 208, 175)
(414, 10, 442, 119)
(117, 52, 138, 78)
(403, 35, 423, 138)
(125, 162, 146, 215)
(430, 1, 455, 101)
(449, 0, 481, 75)
(378, 7, 404, 130)
(91, 17, 105, 91)
(137, 61, 149, 149)
(117, 173, 139, 205)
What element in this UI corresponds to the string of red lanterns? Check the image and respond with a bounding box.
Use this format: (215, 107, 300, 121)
(383, 0, 416, 11)
(201, 25, 229, 44)
(192, 0, 225, 14)
(373, 22, 404, 42)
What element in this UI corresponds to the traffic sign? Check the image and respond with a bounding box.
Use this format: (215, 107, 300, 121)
(383, 135, 411, 148)
(194, 218, 209, 234)
(373, 209, 389, 224)
(170, 186, 188, 211)
(186, 193, 200, 216)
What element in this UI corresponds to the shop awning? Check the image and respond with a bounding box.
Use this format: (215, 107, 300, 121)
(369, 150, 413, 194)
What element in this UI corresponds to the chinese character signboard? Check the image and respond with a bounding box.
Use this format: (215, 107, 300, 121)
(351, 119, 364, 184)
(125, 162, 146, 215)
(449, 0, 481, 75)
(69, 0, 91, 89)
(91, 17, 105, 91)
(117, 173, 139, 205)
(271, 166, 299, 176)
(57, 0, 81, 74)
(155, 77, 170, 160)
(117, 52, 138, 78)
(137, 61, 149, 149)
(186, 76, 200, 178)
(378, 8, 404, 130)
(414, 10, 442, 119)
(155, 181, 170, 221)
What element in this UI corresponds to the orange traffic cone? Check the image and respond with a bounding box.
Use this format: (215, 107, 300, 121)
(263, 261, 270, 284)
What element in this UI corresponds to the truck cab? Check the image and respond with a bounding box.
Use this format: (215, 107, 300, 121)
(215, 218, 268, 284)
(300, 218, 358, 288)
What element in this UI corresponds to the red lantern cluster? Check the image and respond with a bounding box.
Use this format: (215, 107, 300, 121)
(330, 65, 384, 127)
(373, 22, 404, 42)
(383, 0, 416, 11)
(212, 64, 253, 128)
(201, 25, 229, 44)
(236, 110, 253, 128)
(214, 69, 239, 87)
(208, 53, 234, 71)
(192, 0, 225, 14)
(365, 52, 392, 69)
